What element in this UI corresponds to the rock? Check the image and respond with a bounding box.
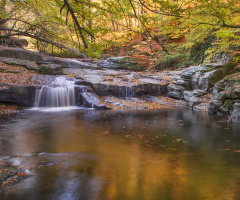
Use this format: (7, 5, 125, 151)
(107, 57, 126, 63)
(0, 57, 39, 70)
(167, 84, 184, 99)
(42, 57, 96, 69)
(198, 62, 236, 91)
(198, 69, 224, 91)
(189, 96, 204, 108)
(191, 71, 201, 89)
(97, 57, 143, 70)
(193, 89, 208, 97)
(0, 85, 35, 106)
(98, 60, 122, 69)
(31, 75, 57, 85)
(222, 100, 234, 112)
(173, 78, 191, 90)
(209, 92, 229, 113)
(228, 86, 240, 99)
(232, 103, 240, 117)
(183, 90, 193, 102)
(38, 63, 63, 75)
(98, 57, 130, 69)
(209, 73, 240, 115)
(180, 66, 199, 79)
(0, 46, 96, 70)
(195, 103, 209, 111)
(0, 47, 44, 61)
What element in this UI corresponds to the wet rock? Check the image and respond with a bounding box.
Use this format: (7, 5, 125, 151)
(173, 78, 191, 90)
(183, 90, 193, 102)
(42, 57, 96, 69)
(0, 85, 35, 106)
(98, 57, 130, 69)
(167, 84, 184, 99)
(209, 73, 240, 115)
(232, 102, 240, 117)
(191, 71, 201, 89)
(194, 103, 209, 111)
(97, 57, 144, 70)
(193, 89, 208, 97)
(209, 92, 229, 113)
(198, 69, 224, 91)
(32, 75, 57, 85)
(189, 96, 204, 108)
(180, 66, 199, 79)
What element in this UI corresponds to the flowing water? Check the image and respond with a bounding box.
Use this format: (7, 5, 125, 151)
(1, 108, 240, 200)
(33, 76, 99, 110)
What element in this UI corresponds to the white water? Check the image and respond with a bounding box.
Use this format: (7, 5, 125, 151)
(34, 77, 76, 107)
(33, 77, 99, 111)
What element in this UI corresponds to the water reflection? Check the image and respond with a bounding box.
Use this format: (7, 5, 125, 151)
(0, 108, 240, 200)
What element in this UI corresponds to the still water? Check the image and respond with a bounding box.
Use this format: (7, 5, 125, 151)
(1, 108, 240, 200)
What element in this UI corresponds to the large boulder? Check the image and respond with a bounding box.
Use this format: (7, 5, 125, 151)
(167, 84, 184, 99)
(209, 74, 240, 115)
(0, 57, 39, 70)
(189, 96, 204, 108)
(0, 85, 35, 106)
(0, 47, 44, 61)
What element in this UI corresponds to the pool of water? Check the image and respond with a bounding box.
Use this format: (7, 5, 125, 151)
(1, 108, 240, 200)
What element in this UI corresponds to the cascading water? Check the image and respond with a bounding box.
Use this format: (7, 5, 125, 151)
(119, 86, 134, 99)
(34, 77, 76, 107)
(34, 76, 99, 109)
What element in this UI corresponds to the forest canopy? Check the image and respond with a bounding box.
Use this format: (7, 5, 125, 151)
(0, 0, 239, 68)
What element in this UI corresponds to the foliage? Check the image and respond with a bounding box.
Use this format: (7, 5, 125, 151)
(0, 0, 239, 64)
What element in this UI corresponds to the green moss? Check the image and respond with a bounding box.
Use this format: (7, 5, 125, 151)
(116, 57, 147, 71)
(38, 66, 54, 75)
(223, 100, 233, 110)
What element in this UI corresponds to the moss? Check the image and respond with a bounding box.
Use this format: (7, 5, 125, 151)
(223, 100, 233, 110)
(116, 57, 147, 71)
(38, 66, 54, 75)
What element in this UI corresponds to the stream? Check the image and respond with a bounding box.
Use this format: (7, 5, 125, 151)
(0, 108, 240, 200)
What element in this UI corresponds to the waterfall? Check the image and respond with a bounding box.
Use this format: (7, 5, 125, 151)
(34, 76, 98, 108)
(119, 86, 134, 99)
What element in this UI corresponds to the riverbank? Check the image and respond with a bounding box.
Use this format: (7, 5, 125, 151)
(0, 46, 240, 116)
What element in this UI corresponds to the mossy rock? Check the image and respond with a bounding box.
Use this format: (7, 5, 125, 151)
(38, 64, 63, 75)
(98, 57, 147, 71)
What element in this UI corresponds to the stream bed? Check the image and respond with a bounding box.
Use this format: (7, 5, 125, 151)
(0, 108, 240, 200)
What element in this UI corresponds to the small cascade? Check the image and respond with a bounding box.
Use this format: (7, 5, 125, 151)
(119, 86, 134, 99)
(34, 76, 99, 109)
(78, 92, 99, 108)
(34, 77, 76, 107)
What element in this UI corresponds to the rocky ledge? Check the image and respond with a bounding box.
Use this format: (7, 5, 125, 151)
(167, 61, 240, 116)
(0, 46, 239, 116)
